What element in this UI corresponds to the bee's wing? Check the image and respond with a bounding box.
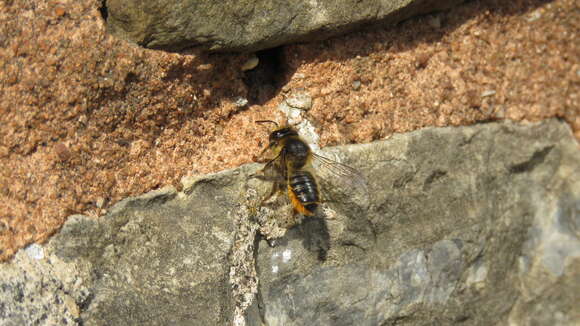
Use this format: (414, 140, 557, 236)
(311, 152, 368, 199)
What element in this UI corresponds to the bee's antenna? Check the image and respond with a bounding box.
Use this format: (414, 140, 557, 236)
(255, 120, 279, 127)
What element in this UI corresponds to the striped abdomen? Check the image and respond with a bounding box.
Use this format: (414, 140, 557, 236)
(288, 170, 319, 216)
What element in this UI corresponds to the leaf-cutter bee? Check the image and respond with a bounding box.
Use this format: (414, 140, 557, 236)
(254, 120, 367, 217)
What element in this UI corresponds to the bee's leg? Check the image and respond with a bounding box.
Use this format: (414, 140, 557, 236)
(249, 173, 276, 182)
(261, 151, 282, 172)
(249, 152, 281, 180)
(260, 181, 283, 206)
(254, 145, 273, 163)
(248, 171, 285, 185)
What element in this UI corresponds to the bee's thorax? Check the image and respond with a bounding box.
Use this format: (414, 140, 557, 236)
(282, 137, 311, 169)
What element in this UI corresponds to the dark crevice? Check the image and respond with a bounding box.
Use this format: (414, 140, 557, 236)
(340, 241, 368, 253)
(98, 0, 108, 22)
(242, 47, 286, 105)
(251, 234, 266, 324)
(423, 169, 447, 190)
(509, 146, 554, 174)
(124, 72, 138, 84)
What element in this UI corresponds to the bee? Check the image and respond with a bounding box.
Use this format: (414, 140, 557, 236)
(254, 120, 367, 217)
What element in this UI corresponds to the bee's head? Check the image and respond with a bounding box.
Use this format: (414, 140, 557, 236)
(256, 120, 298, 147)
(269, 127, 298, 144)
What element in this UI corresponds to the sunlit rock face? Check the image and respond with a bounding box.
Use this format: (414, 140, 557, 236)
(1, 120, 578, 325)
(105, 0, 466, 52)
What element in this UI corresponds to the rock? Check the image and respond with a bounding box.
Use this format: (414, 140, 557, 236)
(0, 166, 259, 325)
(481, 90, 496, 97)
(285, 91, 312, 110)
(105, 0, 466, 52)
(233, 96, 249, 107)
(241, 55, 259, 72)
(252, 119, 580, 325)
(0, 244, 89, 326)
(1, 120, 578, 326)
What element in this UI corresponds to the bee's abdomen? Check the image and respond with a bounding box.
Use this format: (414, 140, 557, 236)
(288, 170, 319, 215)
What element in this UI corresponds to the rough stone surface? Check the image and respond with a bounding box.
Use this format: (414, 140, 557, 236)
(0, 244, 88, 325)
(105, 0, 466, 52)
(0, 167, 259, 325)
(253, 119, 580, 325)
(1, 120, 578, 325)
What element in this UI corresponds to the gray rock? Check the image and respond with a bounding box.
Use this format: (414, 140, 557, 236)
(1, 120, 579, 326)
(253, 120, 580, 325)
(105, 0, 465, 52)
(0, 243, 88, 325)
(0, 167, 258, 325)
(233, 96, 249, 107)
